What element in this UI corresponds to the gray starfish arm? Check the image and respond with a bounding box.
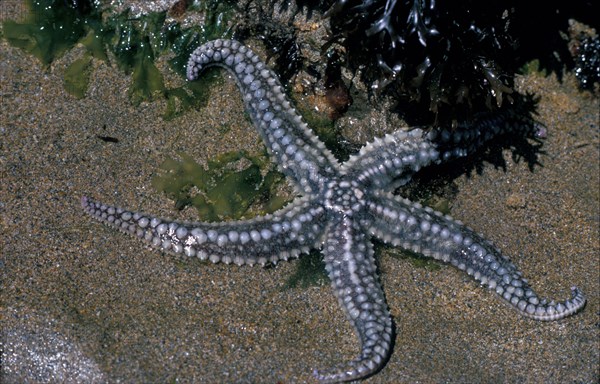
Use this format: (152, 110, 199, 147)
(341, 128, 445, 189)
(343, 109, 545, 190)
(314, 216, 393, 383)
(187, 39, 339, 195)
(81, 196, 326, 266)
(363, 191, 586, 321)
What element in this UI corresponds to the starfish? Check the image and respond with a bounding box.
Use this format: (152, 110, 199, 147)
(82, 39, 586, 383)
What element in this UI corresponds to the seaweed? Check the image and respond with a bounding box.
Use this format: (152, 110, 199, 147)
(284, 251, 329, 289)
(63, 55, 92, 98)
(2, 0, 91, 66)
(574, 35, 600, 91)
(151, 151, 287, 222)
(2, 0, 235, 116)
(324, 0, 519, 126)
(324, 0, 599, 127)
(234, 5, 303, 86)
(567, 20, 600, 92)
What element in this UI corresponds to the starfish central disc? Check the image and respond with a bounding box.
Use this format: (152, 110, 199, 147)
(322, 179, 365, 217)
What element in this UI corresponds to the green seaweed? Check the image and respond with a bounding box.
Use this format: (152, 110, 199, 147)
(284, 251, 328, 289)
(79, 29, 108, 62)
(2, 0, 90, 66)
(519, 59, 548, 77)
(168, 4, 234, 76)
(162, 3, 234, 119)
(63, 55, 92, 98)
(2, 0, 235, 116)
(129, 38, 165, 105)
(152, 151, 287, 222)
(106, 11, 168, 104)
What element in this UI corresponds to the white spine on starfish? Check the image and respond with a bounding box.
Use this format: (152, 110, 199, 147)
(81, 195, 326, 266)
(187, 39, 339, 195)
(362, 190, 586, 321)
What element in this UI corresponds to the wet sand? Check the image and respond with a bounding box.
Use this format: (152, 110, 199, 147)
(1, 5, 599, 384)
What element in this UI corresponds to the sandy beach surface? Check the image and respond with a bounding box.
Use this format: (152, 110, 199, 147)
(1, 4, 598, 383)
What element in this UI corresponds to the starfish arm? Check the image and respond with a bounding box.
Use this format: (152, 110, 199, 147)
(341, 128, 444, 189)
(81, 196, 326, 266)
(314, 215, 393, 383)
(426, 105, 546, 159)
(343, 109, 544, 190)
(363, 191, 586, 321)
(187, 39, 339, 195)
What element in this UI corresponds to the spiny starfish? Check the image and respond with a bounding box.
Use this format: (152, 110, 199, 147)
(82, 39, 586, 383)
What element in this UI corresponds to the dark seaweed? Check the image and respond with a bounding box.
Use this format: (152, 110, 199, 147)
(324, 0, 599, 126)
(574, 36, 600, 91)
